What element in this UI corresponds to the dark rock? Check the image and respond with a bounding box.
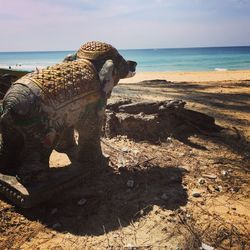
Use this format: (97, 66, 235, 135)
(119, 101, 160, 114)
(192, 191, 202, 198)
(139, 79, 172, 85)
(106, 99, 132, 112)
(104, 99, 222, 142)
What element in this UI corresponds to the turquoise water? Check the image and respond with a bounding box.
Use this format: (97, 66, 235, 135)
(0, 46, 250, 72)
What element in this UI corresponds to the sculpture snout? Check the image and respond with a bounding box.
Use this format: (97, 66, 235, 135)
(126, 60, 137, 78)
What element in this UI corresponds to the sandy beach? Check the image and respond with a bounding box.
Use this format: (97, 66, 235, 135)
(120, 69, 250, 83)
(0, 69, 250, 249)
(119, 70, 250, 138)
(1, 0, 250, 247)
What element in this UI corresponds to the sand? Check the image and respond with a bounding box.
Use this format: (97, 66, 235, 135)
(0, 69, 250, 249)
(117, 70, 250, 140)
(120, 69, 250, 83)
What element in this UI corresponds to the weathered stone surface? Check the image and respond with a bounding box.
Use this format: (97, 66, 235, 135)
(119, 101, 161, 114)
(104, 99, 222, 141)
(106, 99, 132, 112)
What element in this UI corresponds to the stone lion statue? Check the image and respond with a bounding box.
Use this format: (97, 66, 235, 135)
(0, 41, 137, 183)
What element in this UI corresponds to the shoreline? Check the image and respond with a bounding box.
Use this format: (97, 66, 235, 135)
(1, 67, 250, 82)
(121, 69, 250, 83)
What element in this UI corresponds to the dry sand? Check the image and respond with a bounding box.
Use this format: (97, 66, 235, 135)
(1, 69, 250, 249)
(120, 69, 250, 83)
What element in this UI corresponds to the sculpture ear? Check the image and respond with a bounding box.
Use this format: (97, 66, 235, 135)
(63, 53, 77, 62)
(99, 59, 114, 95)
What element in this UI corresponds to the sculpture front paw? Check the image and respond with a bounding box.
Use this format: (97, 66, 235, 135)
(18, 163, 49, 185)
(17, 170, 49, 185)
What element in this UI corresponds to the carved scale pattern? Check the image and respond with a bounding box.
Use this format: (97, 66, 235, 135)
(19, 59, 100, 107)
(76, 41, 118, 60)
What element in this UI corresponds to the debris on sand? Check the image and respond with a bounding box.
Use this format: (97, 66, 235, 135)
(198, 178, 206, 185)
(127, 179, 134, 188)
(201, 242, 215, 250)
(192, 191, 202, 198)
(52, 223, 61, 229)
(202, 174, 217, 180)
(77, 198, 87, 206)
(161, 193, 169, 200)
(50, 208, 58, 215)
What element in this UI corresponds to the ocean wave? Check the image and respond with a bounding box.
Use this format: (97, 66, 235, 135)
(214, 68, 228, 71)
(0, 63, 50, 71)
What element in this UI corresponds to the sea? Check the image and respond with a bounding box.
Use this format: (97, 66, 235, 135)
(0, 46, 250, 72)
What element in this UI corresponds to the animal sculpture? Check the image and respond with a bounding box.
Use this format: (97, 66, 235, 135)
(0, 41, 137, 185)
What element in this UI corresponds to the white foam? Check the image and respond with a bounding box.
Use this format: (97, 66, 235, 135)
(214, 68, 228, 71)
(0, 64, 49, 71)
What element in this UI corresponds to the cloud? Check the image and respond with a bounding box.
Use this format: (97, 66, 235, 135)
(0, 0, 249, 51)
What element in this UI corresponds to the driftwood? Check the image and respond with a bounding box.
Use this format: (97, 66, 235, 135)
(104, 99, 222, 141)
(0, 68, 30, 99)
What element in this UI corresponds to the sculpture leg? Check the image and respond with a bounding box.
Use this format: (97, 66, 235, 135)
(76, 100, 107, 167)
(0, 119, 51, 183)
(17, 127, 52, 183)
(0, 84, 50, 180)
(55, 126, 77, 153)
(0, 122, 23, 172)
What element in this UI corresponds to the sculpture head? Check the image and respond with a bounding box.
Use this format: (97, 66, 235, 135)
(64, 41, 137, 96)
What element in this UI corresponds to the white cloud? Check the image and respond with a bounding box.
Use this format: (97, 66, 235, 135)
(0, 0, 249, 51)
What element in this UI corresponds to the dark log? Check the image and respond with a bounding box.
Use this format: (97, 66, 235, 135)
(104, 99, 222, 141)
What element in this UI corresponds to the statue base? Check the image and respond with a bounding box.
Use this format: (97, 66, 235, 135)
(0, 165, 84, 208)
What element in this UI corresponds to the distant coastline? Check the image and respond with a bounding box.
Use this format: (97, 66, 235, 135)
(0, 46, 250, 72)
(1, 45, 250, 53)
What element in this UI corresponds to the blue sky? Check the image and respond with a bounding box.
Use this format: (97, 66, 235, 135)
(0, 0, 250, 51)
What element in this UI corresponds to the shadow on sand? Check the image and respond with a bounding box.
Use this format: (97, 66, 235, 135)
(116, 79, 250, 154)
(138, 79, 250, 119)
(13, 163, 188, 236)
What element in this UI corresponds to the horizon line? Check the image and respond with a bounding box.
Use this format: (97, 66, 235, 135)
(0, 45, 250, 53)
